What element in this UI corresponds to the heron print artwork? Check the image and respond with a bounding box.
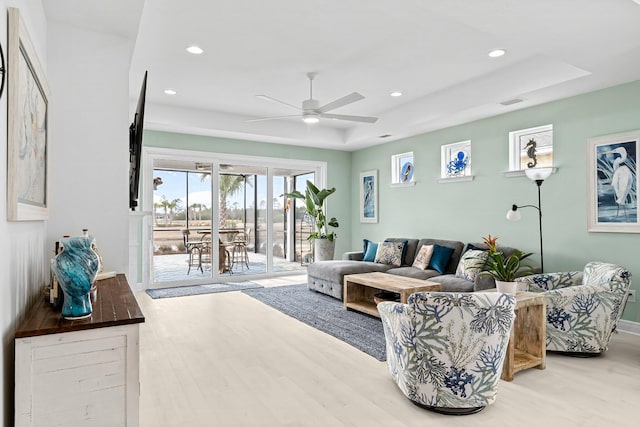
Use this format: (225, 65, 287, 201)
(360, 170, 378, 223)
(587, 131, 640, 233)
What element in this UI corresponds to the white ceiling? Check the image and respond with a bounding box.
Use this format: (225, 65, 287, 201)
(45, 0, 640, 151)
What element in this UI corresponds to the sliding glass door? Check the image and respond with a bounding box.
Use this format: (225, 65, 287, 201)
(144, 150, 323, 288)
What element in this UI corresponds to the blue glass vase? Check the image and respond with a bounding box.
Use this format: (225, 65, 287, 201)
(52, 237, 101, 319)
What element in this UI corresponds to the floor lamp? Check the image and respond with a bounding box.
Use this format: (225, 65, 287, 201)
(506, 167, 553, 273)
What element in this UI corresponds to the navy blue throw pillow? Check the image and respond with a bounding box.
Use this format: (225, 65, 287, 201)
(428, 244, 455, 274)
(465, 243, 487, 252)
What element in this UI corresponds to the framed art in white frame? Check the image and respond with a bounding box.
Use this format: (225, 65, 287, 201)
(360, 170, 378, 223)
(587, 130, 639, 233)
(440, 140, 473, 182)
(7, 8, 50, 221)
(508, 124, 553, 172)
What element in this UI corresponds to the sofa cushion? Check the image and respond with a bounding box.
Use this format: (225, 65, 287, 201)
(374, 241, 404, 266)
(429, 274, 475, 292)
(455, 249, 488, 281)
(307, 260, 393, 286)
(386, 267, 441, 280)
(384, 238, 419, 266)
(363, 241, 379, 262)
(412, 244, 434, 270)
(415, 239, 464, 273)
(428, 244, 455, 274)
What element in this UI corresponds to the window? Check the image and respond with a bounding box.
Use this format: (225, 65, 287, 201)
(391, 152, 414, 185)
(509, 124, 553, 171)
(440, 140, 472, 180)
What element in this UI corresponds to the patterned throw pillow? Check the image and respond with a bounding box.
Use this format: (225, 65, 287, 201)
(455, 249, 489, 281)
(412, 245, 434, 270)
(374, 241, 405, 266)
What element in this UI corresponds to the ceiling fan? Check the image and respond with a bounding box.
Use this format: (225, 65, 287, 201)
(250, 72, 378, 124)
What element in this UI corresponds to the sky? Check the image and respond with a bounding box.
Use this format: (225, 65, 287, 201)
(152, 170, 289, 212)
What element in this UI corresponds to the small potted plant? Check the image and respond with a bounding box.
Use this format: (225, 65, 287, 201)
(285, 180, 339, 261)
(480, 235, 534, 295)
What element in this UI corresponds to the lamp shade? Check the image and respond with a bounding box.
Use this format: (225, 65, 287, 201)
(506, 207, 521, 221)
(524, 167, 553, 181)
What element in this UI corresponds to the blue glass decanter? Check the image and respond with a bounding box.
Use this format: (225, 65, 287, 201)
(51, 236, 101, 319)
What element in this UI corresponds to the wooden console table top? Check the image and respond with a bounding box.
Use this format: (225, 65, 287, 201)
(15, 273, 145, 339)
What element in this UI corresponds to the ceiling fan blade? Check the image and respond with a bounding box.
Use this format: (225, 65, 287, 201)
(256, 94, 302, 111)
(247, 115, 300, 122)
(316, 92, 365, 113)
(319, 113, 378, 123)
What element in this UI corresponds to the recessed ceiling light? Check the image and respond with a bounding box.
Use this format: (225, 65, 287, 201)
(488, 49, 506, 58)
(163, 89, 177, 95)
(390, 91, 403, 97)
(186, 45, 204, 55)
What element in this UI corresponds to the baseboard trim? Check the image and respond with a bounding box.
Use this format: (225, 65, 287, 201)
(618, 319, 640, 336)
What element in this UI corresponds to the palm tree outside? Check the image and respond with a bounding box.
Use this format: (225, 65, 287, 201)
(218, 175, 246, 228)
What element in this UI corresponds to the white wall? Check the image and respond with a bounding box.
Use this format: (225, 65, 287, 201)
(0, 2, 49, 425)
(1, 3, 134, 425)
(1, 2, 49, 426)
(46, 22, 131, 275)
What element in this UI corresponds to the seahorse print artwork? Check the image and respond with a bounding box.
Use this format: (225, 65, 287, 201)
(525, 138, 538, 168)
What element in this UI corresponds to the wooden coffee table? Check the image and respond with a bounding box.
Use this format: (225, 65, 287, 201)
(485, 289, 546, 381)
(343, 272, 441, 318)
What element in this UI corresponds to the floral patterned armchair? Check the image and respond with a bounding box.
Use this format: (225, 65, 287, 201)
(516, 261, 632, 355)
(378, 292, 515, 415)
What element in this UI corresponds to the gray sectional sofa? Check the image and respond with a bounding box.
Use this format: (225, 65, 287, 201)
(306, 237, 521, 300)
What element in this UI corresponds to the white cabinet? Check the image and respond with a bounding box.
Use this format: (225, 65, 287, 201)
(14, 274, 144, 426)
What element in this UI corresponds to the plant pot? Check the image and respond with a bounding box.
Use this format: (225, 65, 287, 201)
(495, 280, 517, 296)
(314, 238, 335, 261)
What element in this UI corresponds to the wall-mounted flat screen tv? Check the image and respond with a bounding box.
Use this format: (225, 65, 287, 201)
(129, 71, 147, 210)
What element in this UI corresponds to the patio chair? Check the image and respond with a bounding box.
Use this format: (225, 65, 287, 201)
(378, 292, 516, 415)
(183, 230, 204, 274)
(230, 228, 250, 271)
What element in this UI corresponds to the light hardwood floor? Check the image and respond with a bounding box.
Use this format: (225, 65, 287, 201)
(137, 275, 639, 426)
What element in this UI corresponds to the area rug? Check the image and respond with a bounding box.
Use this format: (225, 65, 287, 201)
(146, 282, 262, 299)
(243, 284, 386, 361)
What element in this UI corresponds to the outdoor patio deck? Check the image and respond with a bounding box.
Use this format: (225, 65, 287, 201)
(153, 252, 307, 283)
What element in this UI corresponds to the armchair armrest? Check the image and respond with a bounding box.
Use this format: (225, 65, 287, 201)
(516, 271, 583, 292)
(342, 251, 364, 261)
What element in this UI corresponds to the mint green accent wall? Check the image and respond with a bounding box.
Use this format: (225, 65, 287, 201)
(351, 80, 640, 322)
(144, 130, 353, 256)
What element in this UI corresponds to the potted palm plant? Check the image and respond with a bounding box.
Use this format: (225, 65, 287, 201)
(480, 235, 534, 295)
(285, 180, 339, 261)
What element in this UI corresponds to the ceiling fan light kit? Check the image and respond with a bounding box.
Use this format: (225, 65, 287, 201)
(302, 114, 319, 124)
(251, 72, 378, 124)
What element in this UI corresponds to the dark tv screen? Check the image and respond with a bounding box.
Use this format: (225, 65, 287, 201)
(129, 71, 147, 210)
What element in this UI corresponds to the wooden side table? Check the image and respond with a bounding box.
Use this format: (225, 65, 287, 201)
(500, 291, 547, 381)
